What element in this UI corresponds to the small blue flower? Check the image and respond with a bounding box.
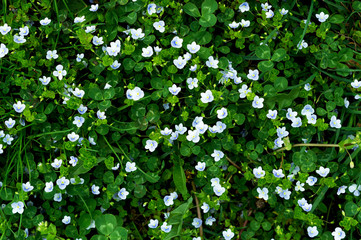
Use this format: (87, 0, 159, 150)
(192, 218, 202, 228)
(171, 36, 183, 48)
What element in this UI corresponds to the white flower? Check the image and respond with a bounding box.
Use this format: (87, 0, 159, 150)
(206, 56, 219, 69)
(330, 116, 341, 129)
(91, 185, 100, 195)
(297, 40, 308, 50)
(51, 158, 62, 169)
(280, 8, 289, 15)
(153, 21, 165, 32)
(171, 36, 183, 48)
(69, 156, 78, 167)
(40, 18, 51, 26)
(145, 140, 158, 152)
(161, 222, 172, 233)
(0, 43, 9, 58)
(211, 150, 224, 162)
(266, 10, 274, 18)
(229, 21, 240, 29)
(213, 184, 225, 196)
(44, 182, 54, 192)
(239, 2, 250, 12)
(19, 26, 29, 36)
(125, 162, 137, 172)
(195, 162, 206, 171)
(315, 12, 329, 22)
(85, 25, 96, 33)
(344, 98, 349, 108)
(97, 110, 106, 120)
(253, 166, 265, 178)
(190, 64, 197, 71)
(267, 110, 277, 119)
(186, 130, 200, 143)
(67, 132, 79, 142)
(11, 202, 24, 214)
(169, 84, 181, 95)
(240, 19, 250, 27)
(39, 76, 51, 85)
(92, 36, 104, 46)
(73, 116, 85, 128)
(187, 78, 198, 89)
(291, 117, 302, 128)
(89, 4, 99, 12)
(5, 118, 15, 128)
(201, 202, 210, 213)
(154, 46, 162, 54)
(239, 84, 251, 98)
(173, 56, 187, 69)
(62, 216, 71, 224)
(14, 35, 26, 44)
(351, 79, 361, 89)
(200, 90, 214, 103)
(257, 187, 269, 200)
(22, 182, 34, 192)
(252, 96, 264, 109)
(247, 69, 259, 80)
(316, 166, 330, 177)
(54, 193, 62, 202)
(307, 226, 319, 238)
(57, 177, 70, 190)
(130, 28, 145, 40)
(148, 219, 158, 229)
(46, 50, 58, 60)
(261, 3, 272, 11)
(187, 41, 200, 53)
(72, 88, 85, 98)
(332, 227, 346, 240)
(142, 46, 154, 57)
(295, 181, 305, 192)
(74, 16, 86, 23)
(0, 23, 11, 35)
(223, 229, 234, 240)
(217, 108, 228, 119)
(13, 101, 25, 113)
(53, 65, 67, 80)
(147, 3, 157, 15)
(127, 87, 144, 101)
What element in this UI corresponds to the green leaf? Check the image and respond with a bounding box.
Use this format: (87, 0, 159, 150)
(123, 58, 136, 71)
(104, 88, 115, 100)
(95, 214, 117, 235)
(292, 151, 317, 172)
(65, 225, 78, 238)
(0, 188, 13, 201)
(134, 185, 147, 198)
(91, 235, 108, 240)
(353, 1, 361, 11)
(109, 227, 128, 240)
(79, 214, 92, 229)
(173, 158, 188, 198)
(271, 48, 287, 62)
(258, 60, 274, 72)
(199, 14, 217, 27)
(183, 3, 201, 17)
(345, 202, 358, 217)
(126, 12, 137, 24)
(89, 87, 103, 100)
(274, 77, 288, 92)
(201, 0, 218, 15)
(255, 45, 271, 59)
(329, 14, 344, 24)
(164, 197, 193, 240)
(96, 125, 109, 135)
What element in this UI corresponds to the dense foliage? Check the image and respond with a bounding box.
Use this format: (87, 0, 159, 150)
(1, 0, 361, 239)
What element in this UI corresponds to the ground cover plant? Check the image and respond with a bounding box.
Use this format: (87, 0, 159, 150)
(1, 0, 361, 239)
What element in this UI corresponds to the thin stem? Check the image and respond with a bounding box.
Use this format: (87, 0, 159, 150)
(274, 143, 356, 153)
(191, 182, 203, 238)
